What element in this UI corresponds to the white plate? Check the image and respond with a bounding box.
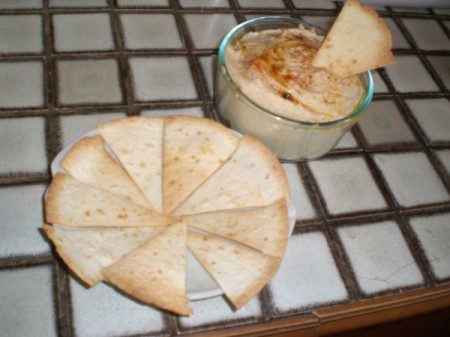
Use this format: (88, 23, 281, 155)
(50, 128, 297, 301)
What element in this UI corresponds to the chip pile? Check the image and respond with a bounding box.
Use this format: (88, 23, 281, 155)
(42, 115, 291, 315)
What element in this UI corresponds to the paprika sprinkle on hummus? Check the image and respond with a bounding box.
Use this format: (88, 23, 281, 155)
(225, 25, 364, 123)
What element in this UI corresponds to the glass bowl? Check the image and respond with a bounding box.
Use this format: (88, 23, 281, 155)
(215, 16, 373, 161)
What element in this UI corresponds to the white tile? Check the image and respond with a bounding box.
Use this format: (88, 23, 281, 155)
(434, 9, 450, 14)
(0, 61, 44, 108)
(427, 56, 450, 90)
(406, 98, 450, 143)
(0, 266, 56, 337)
(435, 149, 450, 176)
(180, 0, 229, 8)
(292, 0, 336, 9)
(120, 14, 183, 50)
(141, 106, 204, 118)
(57, 59, 123, 105)
(59, 112, 127, 147)
(0, 15, 43, 54)
(385, 56, 439, 92)
(270, 232, 348, 311)
(50, 0, 108, 7)
(374, 152, 450, 207)
(445, 20, 450, 31)
(370, 6, 388, 12)
(308, 157, 387, 215)
(0, 0, 42, 9)
(237, 0, 286, 8)
(391, 7, 428, 13)
(384, 18, 411, 49)
(129, 57, 197, 101)
(282, 164, 316, 221)
(409, 213, 450, 280)
(244, 14, 294, 21)
(184, 14, 237, 49)
(71, 280, 165, 337)
(301, 16, 335, 31)
(338, 221, 424, 294)
(179, 296, 261, 329)
(371, 71, 389, 93)
(409, 213, 450, 281)
(334, 131, 359, 150)
(402, 19, 450, 50)
(0, 184, 49, 257)
(117, 0, 169, 7)
(53, 14, 115, 52)
(358, 100, 416, 146)
(0, 117, 47, 173)
(199, 55, 215, 97)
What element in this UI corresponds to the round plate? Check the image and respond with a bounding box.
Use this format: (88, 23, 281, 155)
(50, 128, 297, 301)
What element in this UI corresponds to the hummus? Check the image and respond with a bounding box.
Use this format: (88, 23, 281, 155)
(225, 25, 364, 123)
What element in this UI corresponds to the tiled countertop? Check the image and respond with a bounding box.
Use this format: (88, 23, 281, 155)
(0, 1, 449, 337)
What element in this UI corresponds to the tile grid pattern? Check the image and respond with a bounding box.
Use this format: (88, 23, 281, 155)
(0, 1, 449, 336)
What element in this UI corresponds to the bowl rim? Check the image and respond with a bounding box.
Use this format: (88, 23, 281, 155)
(217, 16, 374, 129)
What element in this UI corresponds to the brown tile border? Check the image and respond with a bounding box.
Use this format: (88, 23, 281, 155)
(313, 283, 450, 336)
(0, 2, 449, 337)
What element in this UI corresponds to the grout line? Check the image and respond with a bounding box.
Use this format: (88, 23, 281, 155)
(258, 287, 276, 319)
(282, 0, 295, 11)
(109, 0, 136, 115)
(228, 0, 246, 23)
(43, 2, 72, 336)
(0, 173, 49, 186)
(43, 0, 62, 161)
(0, 3, 449, 337)
(324, 225, 361, 300)
(294, 163, 325, 227)
(395, 213, 435, 287)
(166, 311, 181, 336)
(0, 254, 53, 269)
(437, 16, 450, 38)
(396, 97, 450, 193)
(297, 161, 361, 301)
(53, 262, 75, 337)
(416, 53, 450, 95)
(172, 0, 215, 119)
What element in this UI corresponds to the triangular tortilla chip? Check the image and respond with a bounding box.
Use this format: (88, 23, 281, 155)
(183, 199, 288, 258)
(312, 0, 395, 78)
(60, 135, 152, 209)
(42, 224, 165, 286)
(173, 135, 290, 216)
(102, 222, 192, 316)
(97, 117, 164, 212)
(163, 116, 240, 214)
(45, 174, 172, 227)
(187, 231, 281, 309)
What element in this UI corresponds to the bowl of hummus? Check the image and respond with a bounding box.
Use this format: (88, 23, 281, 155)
(215, 16, 373, 161)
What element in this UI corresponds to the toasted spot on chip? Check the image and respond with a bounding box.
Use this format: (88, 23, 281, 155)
(312, 0, 395, 78)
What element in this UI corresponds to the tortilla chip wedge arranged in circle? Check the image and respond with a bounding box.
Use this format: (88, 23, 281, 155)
(60, 135, 152, 209)
(102, 222, 193, 316)
(187, 230, 281, 310)
(312, 0, 395, 78)
(41, 224, 165, 287)
(45, 115, 293, 315)
(172, 135, 290, 216)
(182, 199, 288, 258)
(163, 115, 240, 214)
(97, 116, 164, 213)
(45, 173, 172, 227)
